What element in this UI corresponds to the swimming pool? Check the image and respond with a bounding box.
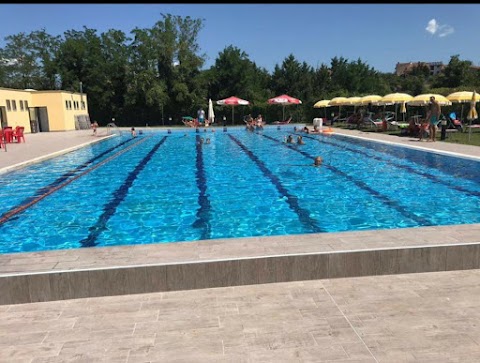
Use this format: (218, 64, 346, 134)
(1, 126, 480, 254)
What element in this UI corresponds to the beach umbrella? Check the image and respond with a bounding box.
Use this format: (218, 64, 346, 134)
(379, 93, 413, 105)
(208, 98, 215, 124)
(359, 95, 383, 106)
(345, 96, 362, 114)
(313, 99, 331, 118)
(447, 91, 476, 123)
(467, 90, 478, 142)
(345, 97, 362, 106)
(268, 94, 302, 121)
(328, 97, 349, 106)
(447, 91, 476, 103)
(216, 96, 250, 124)
(313, 99, 331, 108)
(407, 94, 452, 107)
(379, 93, 413, 121)
(329, 97, 350, 118)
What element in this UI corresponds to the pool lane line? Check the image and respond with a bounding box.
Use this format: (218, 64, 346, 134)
(192, 135, 212, 240)
(0, 135, 152, 227)
(0, 137, 136, 222)
(32, 138, 136, 198)
(259, 133, 433, 226)
(80, 136, 167, 248)
(229, 134, 325, 233)
(298, 133, 480, 199)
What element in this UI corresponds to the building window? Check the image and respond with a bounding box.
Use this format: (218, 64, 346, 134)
(81, 101, 86, 110)
(65, 100, 69, 109)
(74, 101, 78, 110)
(6, 100, 11, 111)
(68, 100, 72, 110)
(24, 100, 28, 110)
(20, 100, 24, 111)
(12, 100, 17, 111)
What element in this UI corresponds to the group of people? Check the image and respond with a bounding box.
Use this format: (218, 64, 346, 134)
(300, 125, 323, 134)
(197, 137, 211, 145)
(244, 114, 265, 131)
(284, 134, 305, 144)
(182, 107, 213, 128)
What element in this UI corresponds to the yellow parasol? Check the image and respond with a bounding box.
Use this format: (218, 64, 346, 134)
(359, 95, 383, 105)
(329, 97, 349, 119)
(379, 93, 413, 121)
(329, 97, 349, 106)
(407, 94, 452, 107)
(467, 90, 478, 142)
(345, 97, 362, 106)
(447, 91, 476, 124)
(313, 99, 331, 118)
(313, 99, 331, 108)
(379, 93, 413, 105)
(447, 91, 476, 103)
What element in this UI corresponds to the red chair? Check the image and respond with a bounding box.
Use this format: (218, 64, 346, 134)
(3, 127, 13, 143)
(0, 130, 5, 149)
(12, 126, 25, 143)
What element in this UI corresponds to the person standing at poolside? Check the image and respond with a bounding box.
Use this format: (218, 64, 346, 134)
(426, 96, 441, 142)
(197, 107, 205, 125)
(91, 120, 98, 136)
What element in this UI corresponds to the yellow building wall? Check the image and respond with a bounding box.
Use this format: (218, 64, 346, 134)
(0, 88, 33, 131)
(0, 87, 90, 132)
(31, 91, 90, 131)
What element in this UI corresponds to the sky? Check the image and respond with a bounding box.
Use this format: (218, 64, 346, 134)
(1, 4, 480, 73)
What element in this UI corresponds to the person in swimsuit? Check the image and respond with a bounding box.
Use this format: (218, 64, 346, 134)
(425, 96, 441, 142)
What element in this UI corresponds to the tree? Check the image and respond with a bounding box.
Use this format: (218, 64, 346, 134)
(0, 30, 60, 89)
(439, 55, 474, 88)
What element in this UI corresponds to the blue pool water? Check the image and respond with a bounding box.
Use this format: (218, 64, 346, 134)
(1, 126, 480, 254)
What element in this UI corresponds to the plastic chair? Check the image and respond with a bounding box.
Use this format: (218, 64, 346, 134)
(3, 127, 13, 143)
(0, 130, 5, 149)
(13, 126, 25, 143)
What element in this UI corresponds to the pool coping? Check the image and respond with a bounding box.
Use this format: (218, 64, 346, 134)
(1, 128, 479, 304)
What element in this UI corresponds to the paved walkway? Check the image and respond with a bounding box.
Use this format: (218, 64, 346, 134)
(0, 129, 110, 174)
(2, 270, 480, 362)
(1, 126, 480, 362)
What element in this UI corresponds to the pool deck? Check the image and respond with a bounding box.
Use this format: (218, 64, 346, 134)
(1, 126, 480, 362)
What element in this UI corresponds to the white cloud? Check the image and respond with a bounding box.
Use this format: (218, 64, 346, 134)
(426, 18, 454, 37)
(439, 25, 454, 37)
(426, 19, 438, 35)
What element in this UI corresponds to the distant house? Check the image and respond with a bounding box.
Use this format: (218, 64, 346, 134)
(395, 61, 445, 76)
(0, 87, 90, 133)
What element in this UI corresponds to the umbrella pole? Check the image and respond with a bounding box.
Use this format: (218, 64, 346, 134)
(461, 104, 464, 123)
(232, 107, 234, 125)
(469, 118, 472, 142)
(282, 105, 285, 122)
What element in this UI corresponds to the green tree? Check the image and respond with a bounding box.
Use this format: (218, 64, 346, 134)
(436, 55, 474, 88)
(99, 29, 131, 123)
(0, 30, 61, 89)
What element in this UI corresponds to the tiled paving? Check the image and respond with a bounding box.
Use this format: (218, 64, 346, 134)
(2, 270, 480, 362)
(1, 126, 480, 361)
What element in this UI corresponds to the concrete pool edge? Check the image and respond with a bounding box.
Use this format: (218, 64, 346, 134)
(1, 223, 479, 305)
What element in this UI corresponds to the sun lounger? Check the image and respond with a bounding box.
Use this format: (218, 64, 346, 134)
(272, 117, 292, 125)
